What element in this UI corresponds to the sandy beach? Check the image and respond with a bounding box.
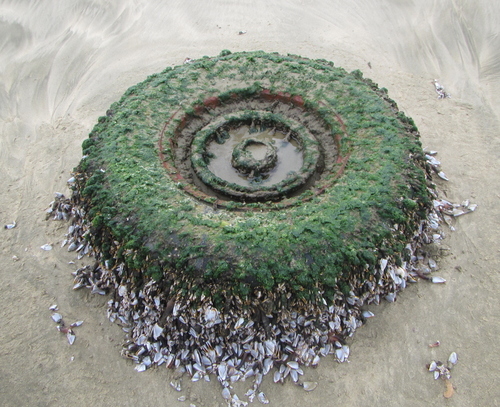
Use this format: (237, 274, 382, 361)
(1, 1, 499, 406)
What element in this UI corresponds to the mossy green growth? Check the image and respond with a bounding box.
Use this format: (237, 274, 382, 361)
(75, 51, 432, 303)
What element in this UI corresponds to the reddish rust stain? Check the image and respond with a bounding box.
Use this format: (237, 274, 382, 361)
(203, 96, 221, 109)
(291, 95, 305, 108)
(260, 89, 275, 101)
(193, 104, 205, 115)
(276, 91, 291, 104)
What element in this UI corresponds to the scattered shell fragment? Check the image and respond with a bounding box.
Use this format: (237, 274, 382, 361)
(302, 381, 318, 392)
(51, 313, 63, 323)
(257, 392, 269, 404)
(428, 341, 440, 348)
(70, 321, 84, 327)
(170, 380, 182, 392)
(222, 387, 231, 400)
(448, 352, 458, 365)
(362, 310, 375, 318)
(433, 79, 451, 99)
(40, 244, 53, 251)
(428, 361, 437, 371)
(4, 221, 16, 229)
(335, 345, 350, 363)
(431, 276, 446, 284)
(49, 304, 58, 311)
(178, 395, 186, 402)
(67, 331, 76, 345)
(238, 30, 247, 35)
(437, 171, 449, 181)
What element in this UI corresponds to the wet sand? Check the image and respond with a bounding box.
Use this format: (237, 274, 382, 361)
(1, 1, 499, 406)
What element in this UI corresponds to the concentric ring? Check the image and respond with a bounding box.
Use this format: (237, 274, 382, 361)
(190, 110, 321, 201)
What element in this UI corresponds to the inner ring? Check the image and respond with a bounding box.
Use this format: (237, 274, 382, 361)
(231, 139, 278, 177)
(190, 110, 321, 201)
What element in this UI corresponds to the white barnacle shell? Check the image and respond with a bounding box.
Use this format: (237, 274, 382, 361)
(264, 340, 276, 356)
(221, 387, 231, 400)
(170, 380, 181, 392)
(218, 362, 228, 381)
(67, 331, 76, 345)
(191, 371, 202, 382)
(431, 276, 446, 284)
(437, 171, 449, 181)
(257, 392, 269, 404)
(263, 358, 273, 374)
(51, 313, 63, 323)
(311, 354, 320, 367)
(118, 285, 127, 297)
(204, 307, 219, 326)
(234, 317, 245, 330)
(4, 221, 16, 229)
(336, 345, 350, 363)
(153, 352, 163, 364)
(448, 352, 458, 365)
(152, 323, 163, 340)
(67, 242, 78, 252)
(302, 381, 318, 392)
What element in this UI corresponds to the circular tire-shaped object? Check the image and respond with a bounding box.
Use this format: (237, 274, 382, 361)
(77, 51, 431, 302)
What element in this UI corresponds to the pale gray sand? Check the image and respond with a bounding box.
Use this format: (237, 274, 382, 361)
(1, 1, 499, 406)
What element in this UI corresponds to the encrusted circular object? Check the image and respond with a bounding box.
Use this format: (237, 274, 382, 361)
(75, 50, 431, 301)
(65, 51, 438, 395)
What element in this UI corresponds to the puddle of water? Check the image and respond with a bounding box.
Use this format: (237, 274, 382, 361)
(206, 125, 303, 187)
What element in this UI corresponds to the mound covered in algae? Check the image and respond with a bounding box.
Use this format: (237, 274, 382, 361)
(60, 51, 440, 396)
(75, 50, 431, 304)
